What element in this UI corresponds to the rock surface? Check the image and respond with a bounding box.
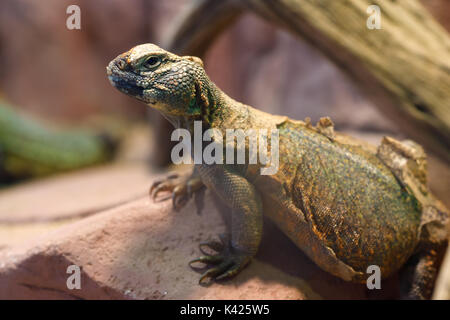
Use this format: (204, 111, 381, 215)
(0, 162, 406, 300)
(0, 164, 152, 224)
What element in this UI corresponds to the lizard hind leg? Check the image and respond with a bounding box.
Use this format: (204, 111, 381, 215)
(400, 212, 449, 299)
(400, 239, 447, 299)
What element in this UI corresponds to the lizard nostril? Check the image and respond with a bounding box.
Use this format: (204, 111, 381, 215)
(117, 59, 127, 70)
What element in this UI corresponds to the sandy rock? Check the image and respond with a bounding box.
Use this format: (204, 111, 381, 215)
(0, 163, 152, 224)
(0, 184, 403, 300)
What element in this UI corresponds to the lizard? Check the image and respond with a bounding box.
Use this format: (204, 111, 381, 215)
(0, 101, 119, 184)
(107, 43, 449, 299)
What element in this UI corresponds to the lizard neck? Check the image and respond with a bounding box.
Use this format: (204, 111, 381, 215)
(159, 77, 247, 135)
(159, 73, 286, 138)
(199, 79, 254, 132)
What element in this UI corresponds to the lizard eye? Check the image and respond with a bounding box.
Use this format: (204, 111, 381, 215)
(144, 56, 161, 69)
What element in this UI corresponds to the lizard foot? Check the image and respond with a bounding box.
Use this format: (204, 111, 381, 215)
(189, 234, 252, 285)
(149, 173, 204, 211)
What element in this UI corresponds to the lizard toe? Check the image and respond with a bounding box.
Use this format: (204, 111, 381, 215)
(191, 234, 252, 284)
(189, 254, 224, 267)
(199, 240, 224, 255)
(198, 261, 234, 286)
(215, 263, 244, 281)
(149, 173, 180, 198)
(172, 184, 189, 211)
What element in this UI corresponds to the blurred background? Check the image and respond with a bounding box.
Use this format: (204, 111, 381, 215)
(0, 0, 449, 301)
(0, 0, 448, 202)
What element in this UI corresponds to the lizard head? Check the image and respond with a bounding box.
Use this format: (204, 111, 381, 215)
(107, 43, 207, 118)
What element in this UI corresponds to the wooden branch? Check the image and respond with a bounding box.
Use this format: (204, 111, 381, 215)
(241, 0, 450, 161)
(164, 0, 243, 57)
(163, 0, 450, 162)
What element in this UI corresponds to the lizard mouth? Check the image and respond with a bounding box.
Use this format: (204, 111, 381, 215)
(108, 74, 144, 98)
(107, 62, 158, 105)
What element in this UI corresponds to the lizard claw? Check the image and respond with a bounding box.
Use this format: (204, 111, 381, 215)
(172, 185, 189, 211)
(149, 173, 179, 199)
(149, 172, 204, 211)
(189, 234, 251, 285)
(199, 240, 224, 255)
(198, 233, 227, 255)
(198, 261, 234, 286)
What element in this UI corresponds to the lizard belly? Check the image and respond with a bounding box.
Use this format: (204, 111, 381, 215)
(260, 193, 366, 282)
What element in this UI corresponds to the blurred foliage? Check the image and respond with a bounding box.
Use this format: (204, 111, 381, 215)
(0, 100, 123, 184)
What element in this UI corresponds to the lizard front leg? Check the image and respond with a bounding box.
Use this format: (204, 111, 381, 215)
(190, 164, 263, 285)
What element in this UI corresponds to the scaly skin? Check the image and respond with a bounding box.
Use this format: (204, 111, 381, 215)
(107, 44, 448, 299)
(0, 102, 117, 183)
